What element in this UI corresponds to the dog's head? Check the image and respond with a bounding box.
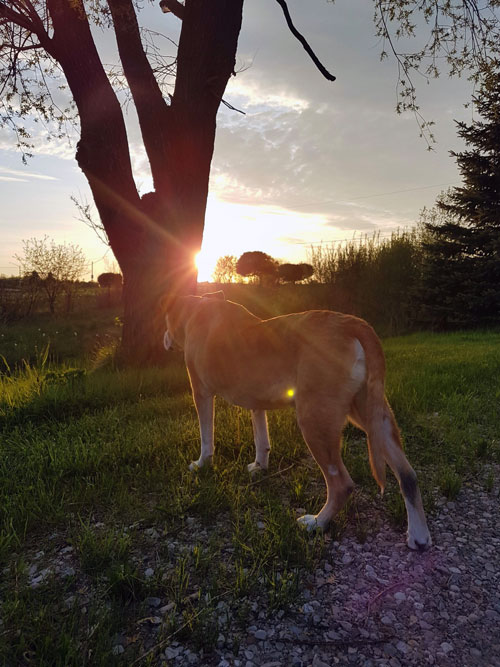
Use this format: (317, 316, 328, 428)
(164, 295, 191, 351)
(164, 291, 225, 351)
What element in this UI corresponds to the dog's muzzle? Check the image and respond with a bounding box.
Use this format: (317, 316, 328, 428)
(164, 330, 174, 351)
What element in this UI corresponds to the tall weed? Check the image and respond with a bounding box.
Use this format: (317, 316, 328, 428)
(308, 229, 424, 334)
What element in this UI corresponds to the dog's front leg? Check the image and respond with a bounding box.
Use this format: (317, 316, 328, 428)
(189, 391, 214, 471)
(247, 409, 271, 474)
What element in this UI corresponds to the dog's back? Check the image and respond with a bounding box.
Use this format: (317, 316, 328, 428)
(184, 300, 371, 410)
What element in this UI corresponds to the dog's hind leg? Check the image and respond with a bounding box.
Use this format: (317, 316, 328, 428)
(247, 409, 271, 474)
(189, 390, 214, 471)
(296, 401, 354, 532)
(350, 395, 431, 550)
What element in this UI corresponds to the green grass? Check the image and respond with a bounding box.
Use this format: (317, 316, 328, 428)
(0, 320, 499, 663)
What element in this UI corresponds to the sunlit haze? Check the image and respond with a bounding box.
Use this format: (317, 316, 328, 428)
(197, 196, 331, 281)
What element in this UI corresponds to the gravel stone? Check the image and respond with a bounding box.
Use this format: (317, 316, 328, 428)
(145, 597, 162, 608)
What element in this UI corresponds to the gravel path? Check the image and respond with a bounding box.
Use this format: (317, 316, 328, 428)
(20, 466, 500, 666)
(158, 467, 500, 667)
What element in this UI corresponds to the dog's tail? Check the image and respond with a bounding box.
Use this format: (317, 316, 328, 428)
(348, 320, 398, 493)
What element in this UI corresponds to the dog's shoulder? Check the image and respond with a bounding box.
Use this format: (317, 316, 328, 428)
(184, 298, 259, 349)
(196, 297, 258, 326)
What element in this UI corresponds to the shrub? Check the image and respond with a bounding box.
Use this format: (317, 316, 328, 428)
(278, 263, 314, 284)
(236, 251, 278, 286)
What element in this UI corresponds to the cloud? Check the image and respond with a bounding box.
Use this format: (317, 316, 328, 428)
(0, 166, 58, 181)
(0, 124, 76, 161)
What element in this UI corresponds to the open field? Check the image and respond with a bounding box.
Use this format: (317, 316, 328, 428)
(0, 312, 499, 665)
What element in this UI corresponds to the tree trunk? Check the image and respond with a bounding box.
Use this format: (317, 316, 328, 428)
(119, 219, 199, 364)
(43, 0, 244, 363)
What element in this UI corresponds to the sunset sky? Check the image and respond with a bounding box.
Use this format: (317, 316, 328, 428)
(0, 0, 474, 281)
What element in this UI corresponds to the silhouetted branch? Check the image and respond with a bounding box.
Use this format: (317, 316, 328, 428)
(159, 0, 184, 20)
(274, 0, 336, 82)
(0, 2, 36, 34)
(221, 98, 245, 114)
(0, 0, 50, 48)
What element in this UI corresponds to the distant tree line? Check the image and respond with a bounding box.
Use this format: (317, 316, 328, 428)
(0, 235, 129, 322)
(212, 251, 314, 286)
(1, 237, 88, 319)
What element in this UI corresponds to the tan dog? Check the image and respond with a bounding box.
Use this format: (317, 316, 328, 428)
(164, 291, 431, 550)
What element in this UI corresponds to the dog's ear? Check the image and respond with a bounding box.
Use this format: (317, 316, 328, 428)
(201, 290, 225, 300)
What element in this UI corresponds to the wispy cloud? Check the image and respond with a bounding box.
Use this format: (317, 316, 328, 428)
(0, 175, 27, 182)
(226, 78, 310, 112)
(0, 166, 58, 181)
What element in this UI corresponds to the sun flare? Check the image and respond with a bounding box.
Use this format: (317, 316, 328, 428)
(194, 250, 217, 282)
(192, 194, 335, 282)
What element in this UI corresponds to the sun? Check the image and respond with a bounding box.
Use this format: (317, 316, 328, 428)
(194, 251, 217, 282)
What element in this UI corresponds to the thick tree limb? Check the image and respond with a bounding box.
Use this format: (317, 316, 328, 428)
(0, 0, 51, 50)
(159, 0, 185, 20)
(274, 0, 336, 82)
(161, 0, 243, 240)
(46, 0, 141, 266)
(0, 2, 37, 35)
(107, 0, 170, 189)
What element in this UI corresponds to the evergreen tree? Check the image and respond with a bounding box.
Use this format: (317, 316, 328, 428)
(423, 70, 500, 325)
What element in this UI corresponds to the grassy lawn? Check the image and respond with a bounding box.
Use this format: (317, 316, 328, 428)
(0, 317, 499, 664)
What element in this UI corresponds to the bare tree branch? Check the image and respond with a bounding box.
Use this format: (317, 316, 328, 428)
(221, 97, 245, 114)
(14, 0, 48, 41)
(376, 0, 435, 149)
(0, 2, 36, 34)
(159, 0, 185, 20)
(0, 41, 42, 52)
(0, 0, 51, 49)
(71, 195, 110, 248)
(274, 0, 336, 82)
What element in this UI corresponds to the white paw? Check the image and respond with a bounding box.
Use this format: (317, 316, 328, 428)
(407, 530, 432, 551)
(247, 461, 267, 475)
(188, 456, 212, 472)
(297, 514, 323, 532)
